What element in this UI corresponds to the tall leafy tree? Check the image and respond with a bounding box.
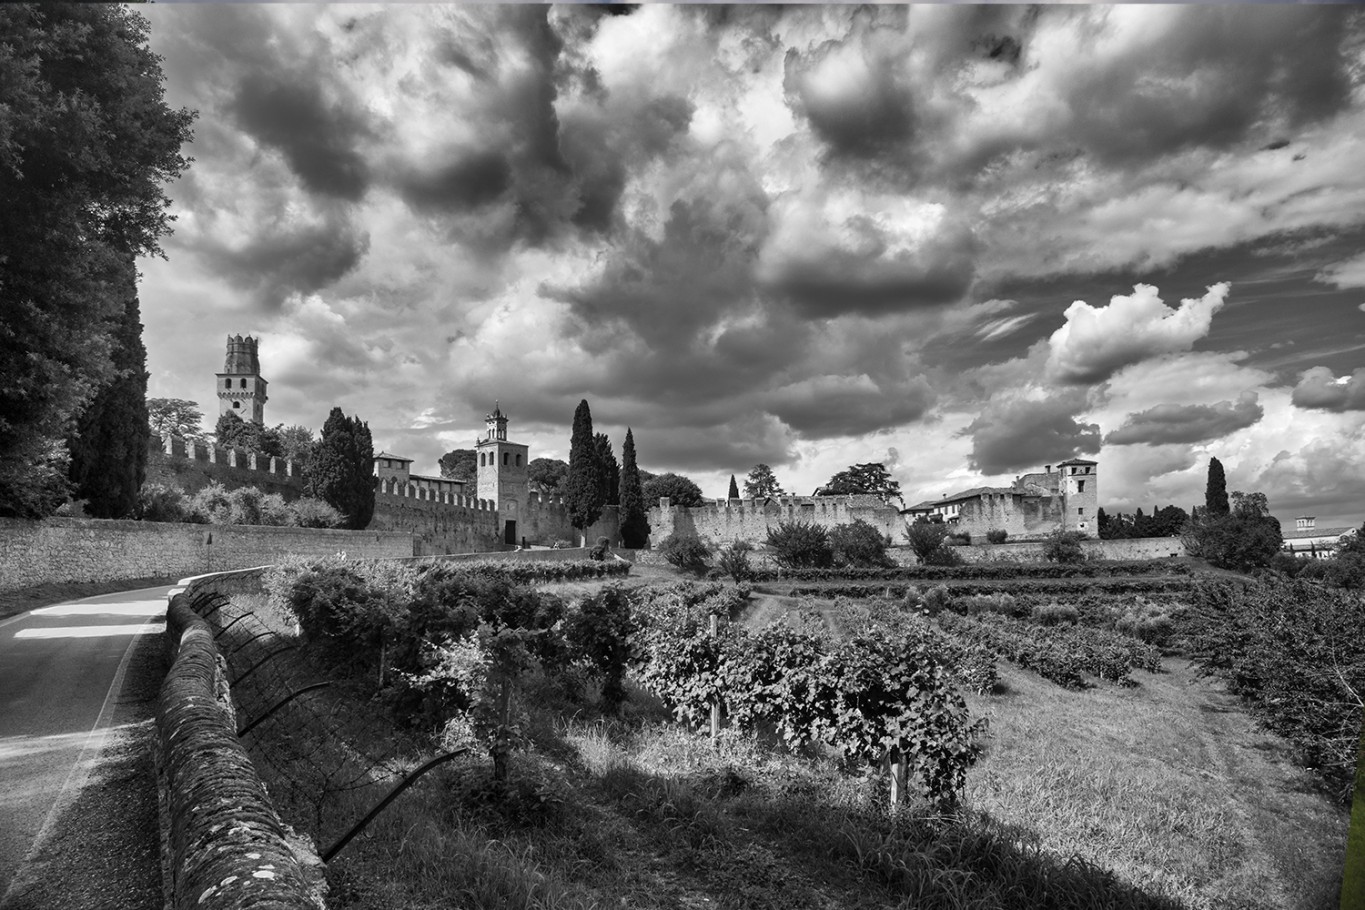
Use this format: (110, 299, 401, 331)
(67, 260, 149, 518)
(728, 475, 740, 499)
(147, 398, 206, 442)
(527, 457, 569, 495)
(594, 433, 619, 506)
(618, 428, 649, 548)
(439, 448, 477, 483)
(565, 400, 605, 538)
(307, 407, 375, 530)
(215, 411, 262, 451)
(1206, 457, 1230, 517)
(820, 463, 903, 505)
(276, 425, 316, 465)
(641, 473, 705, 507)
(0, 5, 194, 518)
(743, 463, 784, 499)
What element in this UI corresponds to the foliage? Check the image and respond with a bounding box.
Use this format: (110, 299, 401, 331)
(743, 561, 1192, 583)
(1183, 490, 1282, 571)
(276, 425, 317, 465)
(67, 261, 149, 518)
(1042, 529, 1088, 563)
(594, 432, 619, 506)
(565, 400, 605, 533)
(588, 536, 611, 561)
(1205, 457, 1230, 517)
(136, 483, 193, 523)
(742, 463, 784, 499)
(819, 463, 902, 505)
(986, 528, 1008, 544)
(1184, 576, 1365, 801)
(290, 497, 345, 529)
(147, 398, 206, 442)
(766, 521, 833, 569)
(618, 428, 650, 548)
(641, 472, 705, 508)
(563, 584, 637, 711)
(727, 475, 740, 499)
(829, 519, 895, 568)
(716, 540, 754, 583)
(439, 449, 477, 483)
(658, 532, 711, 575)
(215, 411, 268, 453)
(1100, 505, 1188, 539)
(307, 407, 376, 530)
(904, 519, 961, 566)
(188, 482, 292, 526)
(0, 5, 194, 518)
(527, 457, 568, 495)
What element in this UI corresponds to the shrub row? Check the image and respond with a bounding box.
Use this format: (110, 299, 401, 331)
(429, 558, 630, 584)
(746, 561, 1190, 583)
(785, 577, 1195, 600)
(936, 612, 1163, 689)
(1182, 576, 1365, 802)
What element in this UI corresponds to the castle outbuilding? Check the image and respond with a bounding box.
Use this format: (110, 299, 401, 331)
(903, 458, 1098, 540)
(215, 334, 268, 424)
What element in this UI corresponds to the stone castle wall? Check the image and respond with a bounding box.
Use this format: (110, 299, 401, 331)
(518, 493, 620, 547)
(145, 435, 306, 500)
(0, 517, 414, 593)
(954, 493, 1067, 541)
(953, 536, 1187, 563)
(647, 494, 903, 546)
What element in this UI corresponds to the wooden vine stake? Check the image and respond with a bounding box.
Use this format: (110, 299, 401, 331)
(884, 750, 907, 808)
(709, 612, 721, 742)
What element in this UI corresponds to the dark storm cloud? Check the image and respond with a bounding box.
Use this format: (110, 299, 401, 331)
(1105, 392, 1264, 446)
(195, 211, 370, 309)
(1291, 367, 1365, 412)
(768, 376, 935, 439)
(963, 394, 1101, 475)
(395, 151, 512, 214)
(761, 220, 978, 319)
(783, 42, 917, 161)
(231, 72, 372, 202)
(634, 416, 797, 474)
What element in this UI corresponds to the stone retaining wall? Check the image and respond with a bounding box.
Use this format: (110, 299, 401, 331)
(158, 589, 320, 910)
(0, 517, 415, 593)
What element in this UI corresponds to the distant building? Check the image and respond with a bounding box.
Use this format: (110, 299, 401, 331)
(1281, 516, 1358, 559)
(215, 335, 268, 424)
(903, 458, 1098, 540)
(374, 451, 466, 499)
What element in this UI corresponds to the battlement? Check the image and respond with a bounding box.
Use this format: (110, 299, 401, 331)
(222, 334, 261, 374)
(157, 433, 299, 478)
(655, 493, 895, 516)
(375, 475, 498, 513)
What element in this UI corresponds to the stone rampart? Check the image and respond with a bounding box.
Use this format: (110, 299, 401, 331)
(954, 537, 1187, 563)
(158, 590, 320, 910)
(0, 517, 414, 593)
(519, 493, 620, 546)
(647, 494, 902, 547)
(370, 479, 503, 555)
(953, 493, 1067, 542)
(146, 434, 306, 500)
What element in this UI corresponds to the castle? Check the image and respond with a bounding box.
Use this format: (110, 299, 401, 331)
(146, 336, 1095, 553)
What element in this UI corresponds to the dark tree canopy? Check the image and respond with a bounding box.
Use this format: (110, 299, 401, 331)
(1206, 457, 1230, 517)
(1184, 489, 1282, 572)
(0, 5, 195, 517)
(595, 433, 619, 506)
(147, 398, 206, 442)
(67, 260, 148, 519)
(565, 400, 605, 533)
(642, 473, 705, 508)
(618, 428, 650, 548)
(528, 457, 569, 495)
(728, 475, 740, 499)
(1099, 504, 1188, 539)
(743, 463, 784, 499)
(439, 449, 477, 483)
(820, 463, 903, 504)
(307, 407, 375, 530)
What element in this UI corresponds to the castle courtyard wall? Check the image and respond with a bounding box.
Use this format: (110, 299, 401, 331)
(0, 517, 414, 593)
(954, 493, 1067, 541)
(145, 436, 306, 500)
(648, 495, 903, 547)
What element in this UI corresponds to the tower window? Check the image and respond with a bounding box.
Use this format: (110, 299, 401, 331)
(503, 452, 509, 466)
(1078, 507, 1084, 515)
(224, 379, 231, 389)
(232, 401, 240, 409)
(1078, 480, 1085, 492)
(240, 378, 247, 388)
(516, 454, 522, 466)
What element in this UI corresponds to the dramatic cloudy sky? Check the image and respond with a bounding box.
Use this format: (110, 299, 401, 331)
(137, 4, 1365, 527)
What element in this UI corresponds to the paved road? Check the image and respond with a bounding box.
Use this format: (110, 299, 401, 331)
(0, 585, 172, 907)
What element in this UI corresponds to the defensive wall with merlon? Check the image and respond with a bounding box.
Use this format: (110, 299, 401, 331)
(646, 494, 903, 546)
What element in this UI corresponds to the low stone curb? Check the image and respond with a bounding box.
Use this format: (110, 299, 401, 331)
(157, 589, 320, 910)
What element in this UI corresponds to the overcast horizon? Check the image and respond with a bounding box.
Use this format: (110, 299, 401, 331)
(137, 4, 1365, 528)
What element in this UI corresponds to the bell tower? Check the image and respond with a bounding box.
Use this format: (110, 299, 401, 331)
(475, 402, 530, 543)
(215, 335, 268, 425)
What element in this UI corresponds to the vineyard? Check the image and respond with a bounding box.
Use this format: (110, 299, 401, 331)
(236, 556, 1355, 910)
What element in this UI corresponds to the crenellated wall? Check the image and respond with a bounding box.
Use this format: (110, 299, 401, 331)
(647, 494, 903, 547)
(954, 492, 1067, 541)
(517, 492, 620, 547)
(145, 434, 305, 500)
(370, 476, 503, 555)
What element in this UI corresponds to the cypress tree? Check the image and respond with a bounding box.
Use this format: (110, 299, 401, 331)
(565, 400, 605, 540)
(1205, 457, 1230, 517)
(728, 475, 740, 499)
(619, 427, 649, 548)
(307, 407, 375, 530)
(67, 260, 149, 518)
(594, 432, 619, 506)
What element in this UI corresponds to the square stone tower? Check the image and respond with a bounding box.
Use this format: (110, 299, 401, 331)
(1057, 458, 1098, 534)
(475, 403, 529, 543)
(215, 334, 268, 424)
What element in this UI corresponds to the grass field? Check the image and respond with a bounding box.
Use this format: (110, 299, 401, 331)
(234, 568, 1351, 910)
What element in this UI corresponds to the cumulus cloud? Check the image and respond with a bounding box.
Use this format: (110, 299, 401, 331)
(1291, 367, 1365, 412)
(961, 393, 1101, 475)
(1316, 253, 1365, 290)
(1105, 392, 1264, 446)
(1045, 283, 1230, 385)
